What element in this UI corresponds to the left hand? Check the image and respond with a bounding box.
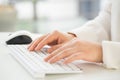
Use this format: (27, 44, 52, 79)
(45, 38, 103, 64)
(28, 30, 75, 51)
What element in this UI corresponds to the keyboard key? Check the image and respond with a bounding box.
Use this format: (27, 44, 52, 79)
(7, 45, 82, 78)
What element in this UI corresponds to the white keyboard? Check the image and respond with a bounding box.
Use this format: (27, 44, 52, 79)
(7, 45, 82, 78)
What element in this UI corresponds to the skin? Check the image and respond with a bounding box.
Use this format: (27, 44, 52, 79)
(28, 30, 103, 64)
(28, 30, 75, 51)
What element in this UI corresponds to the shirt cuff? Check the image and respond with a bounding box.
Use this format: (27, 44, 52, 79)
(102, 41, 120, 69)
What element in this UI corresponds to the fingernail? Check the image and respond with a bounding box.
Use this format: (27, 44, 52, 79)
(47, 49, 51, 53)
(48, 60, 54, 64)
(35, 48, 38, 51)
(27, 46, 30, 48)
(44, 60, 47, 62)
(49, 61, 54, 64)
(44, 58, 48, 62)
(28, 48, 31, 51)
(63, 62, 67, 64)
(29, 47, 34, 51)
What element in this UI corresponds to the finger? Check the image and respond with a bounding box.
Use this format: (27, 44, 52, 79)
(35, 31, 59, 51)
(64, 52, 84, 64)
(44, 52, 58, 62)
(28, 35, 47, 51)
(47, 44, 62, 53)
(46, 40, 74, 56)
(45, 48, 76, 63)
(44, 47, 70, 62)
(28, 38, 42, 51)
(45, 39, 82, 62)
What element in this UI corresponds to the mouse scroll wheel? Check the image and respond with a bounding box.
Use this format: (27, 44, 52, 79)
(8, 33, 12, 36)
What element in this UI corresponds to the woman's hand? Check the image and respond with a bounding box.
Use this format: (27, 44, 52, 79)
(28, 30, 75, 52)
(45, 38, 103, 64)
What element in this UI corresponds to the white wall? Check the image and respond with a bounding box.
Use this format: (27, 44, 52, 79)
(100, 0, 109, 9)
(37, 0, 79, 20)
(15, 0, 79, 20)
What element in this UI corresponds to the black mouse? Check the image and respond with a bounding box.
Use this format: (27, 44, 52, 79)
(6, 31, 33, 45)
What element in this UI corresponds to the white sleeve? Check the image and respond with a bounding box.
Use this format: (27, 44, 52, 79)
(69, 1, 111, 43)
(102, 41, 120, 69)
(69, 1, 120, 69)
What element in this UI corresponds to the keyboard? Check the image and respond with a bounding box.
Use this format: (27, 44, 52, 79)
(7, 45, 82, 78)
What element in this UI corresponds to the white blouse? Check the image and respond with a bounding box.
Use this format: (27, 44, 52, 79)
(70, 0, 120, 69)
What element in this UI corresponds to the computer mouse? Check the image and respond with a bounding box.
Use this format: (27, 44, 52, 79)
(6, 30, 33, 45)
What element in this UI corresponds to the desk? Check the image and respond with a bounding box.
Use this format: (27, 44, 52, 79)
(0, 32, 120, 80)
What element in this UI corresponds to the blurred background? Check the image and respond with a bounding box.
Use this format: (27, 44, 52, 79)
(0, 0, 108, 34)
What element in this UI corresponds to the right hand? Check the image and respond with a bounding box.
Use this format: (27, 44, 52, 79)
(28, 30, 75, 53)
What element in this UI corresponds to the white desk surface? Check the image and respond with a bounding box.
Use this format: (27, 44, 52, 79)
(0, 32, 120, 80)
